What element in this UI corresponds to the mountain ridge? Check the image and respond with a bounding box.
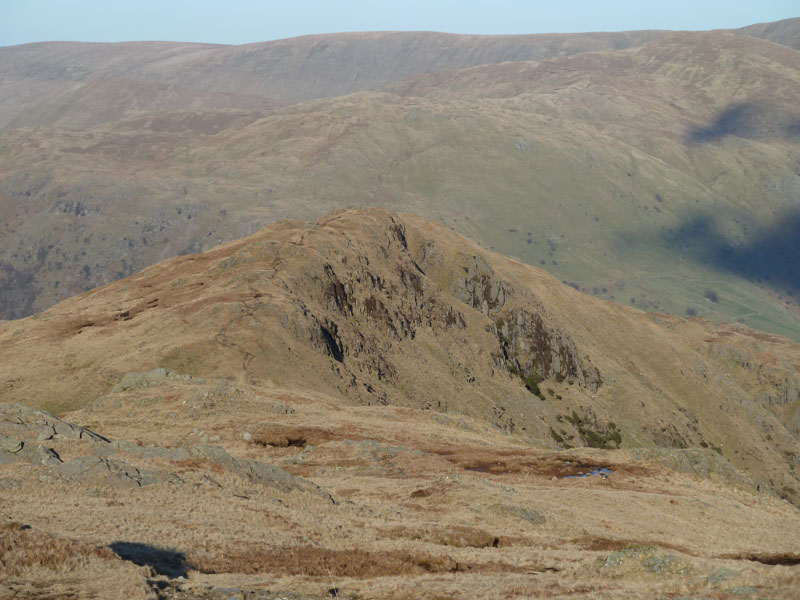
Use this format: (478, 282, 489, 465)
(2, 208, 799, 505)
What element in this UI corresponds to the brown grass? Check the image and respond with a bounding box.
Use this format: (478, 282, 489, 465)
(189, 544, 522, 577)
(382, 525, 507, 548)
(0, 523, 114, 577)
(249, 424, 372, 448)
(170, 458, 225, 473)
(571, 535, 697, 556)
(443, 449, 617, 478)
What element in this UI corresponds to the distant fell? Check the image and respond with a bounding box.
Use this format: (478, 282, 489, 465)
(735, 17, 800, 51)
(0, 30, 670, 128)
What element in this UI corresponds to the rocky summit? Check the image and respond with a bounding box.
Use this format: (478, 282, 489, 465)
(1, 208, 799, 598)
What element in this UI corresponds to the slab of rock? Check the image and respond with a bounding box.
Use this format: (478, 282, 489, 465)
(112, 368, 202, 393)
(18, 442, 62, 466)
(1, 433, 62, 466)
(0, 434, 23, 453)
(0, 403, 109, 443)
(189, 445, 333, 502)
(0, 435, 24, 465)
(37, 426, 55, 441)
(51, 455, 180, 488)
(108, 440, 192, 461)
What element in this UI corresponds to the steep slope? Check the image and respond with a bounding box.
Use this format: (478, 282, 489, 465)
(0, 41, 222, 129)
(735, 16, 800, 51)
(2, 32, 799, 340)
(0, 30, 669, 129)
(2, 208, 799, 506)
(4, 78, 277, 130)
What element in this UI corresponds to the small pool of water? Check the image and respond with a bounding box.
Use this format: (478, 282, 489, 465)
(563, 467, 613, 479)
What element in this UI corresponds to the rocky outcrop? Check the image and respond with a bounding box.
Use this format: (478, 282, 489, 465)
(707, 343, 800, 407)
(492, 308, 602, 390)
(450, 254, 509, 316)
(447, 252, 601, 390)
(50, 455, 180, 488)
(0, 403, 108, 444)
(112, 368, 201, 393)
(0, 435, 62, 467)
(189, 445, 334, 502)
(274, 217, 602, 406)
(0, 403, 333, 499)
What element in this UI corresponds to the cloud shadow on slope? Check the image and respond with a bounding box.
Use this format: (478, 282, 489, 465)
(653, 208, 800, 296)
(687, 102, 800, 144)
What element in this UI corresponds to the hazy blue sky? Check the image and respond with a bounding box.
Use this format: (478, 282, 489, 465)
(1, 0, 798, 46)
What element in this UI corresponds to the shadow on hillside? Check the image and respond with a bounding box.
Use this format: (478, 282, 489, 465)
(0, 263, 35, 320)
(657, 208, 800, 295)
(687, 101, 800, 144)
(109, 541, 189, 578)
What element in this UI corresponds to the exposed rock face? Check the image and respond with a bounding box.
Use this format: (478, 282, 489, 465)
(0, 404, 108, 444)
(189, 445, 334, 501)
(450, 254, 509, 316)
(269, 214, 602, 410)
(447, 252, 601, 390)
(50, 455, 179, 488)
(493, 309, 601, 391)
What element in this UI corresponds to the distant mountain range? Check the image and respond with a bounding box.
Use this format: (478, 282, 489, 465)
(1, 19, 799, 342)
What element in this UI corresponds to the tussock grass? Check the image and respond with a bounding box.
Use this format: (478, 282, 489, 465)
(0, 522, 114, 577)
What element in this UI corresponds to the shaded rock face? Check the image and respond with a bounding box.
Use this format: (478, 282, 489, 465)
(493, 308, 601, 391)
(447, 252, 601, 390)
(0, 263, 36, 320)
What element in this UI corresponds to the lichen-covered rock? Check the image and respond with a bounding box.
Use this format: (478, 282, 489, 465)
(18, 443, 62, 466)
(0, 434, 23, 454)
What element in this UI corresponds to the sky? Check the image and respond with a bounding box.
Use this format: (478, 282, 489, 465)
(1, 0, 798, 47)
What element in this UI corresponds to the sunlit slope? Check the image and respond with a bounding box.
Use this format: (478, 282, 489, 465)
(735, 16, 800, 51)
(0, 30, 670, 130)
